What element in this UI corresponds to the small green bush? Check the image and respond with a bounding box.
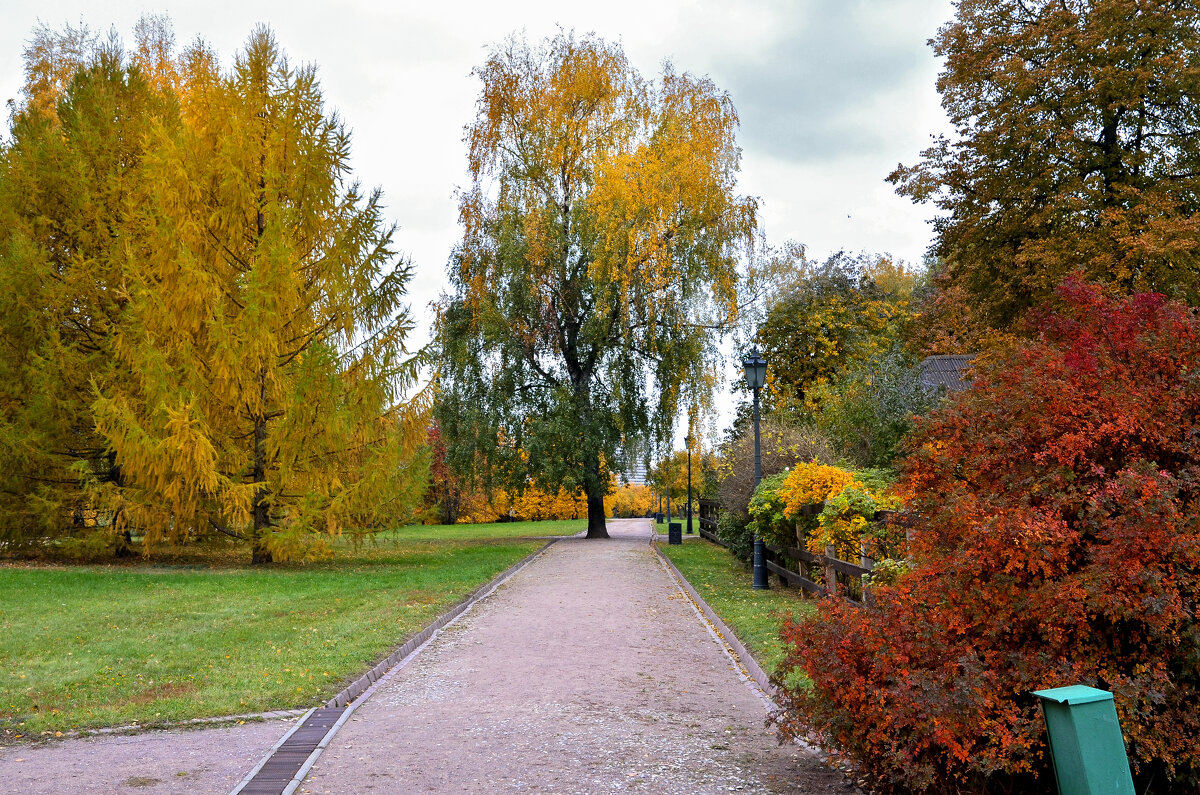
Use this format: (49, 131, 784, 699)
(717, 508, 753, 562)
(746, 471, 793, 548)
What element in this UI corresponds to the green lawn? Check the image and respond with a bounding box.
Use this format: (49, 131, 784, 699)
(657, 537, 814, 676)
(385, 518, 584, 541)
(0, 529, 545, 740)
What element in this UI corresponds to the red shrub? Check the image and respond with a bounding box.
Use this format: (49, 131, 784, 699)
(775, 279, 1200, 794)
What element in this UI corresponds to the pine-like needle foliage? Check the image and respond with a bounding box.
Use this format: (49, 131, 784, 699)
(0, 20, 428, 562)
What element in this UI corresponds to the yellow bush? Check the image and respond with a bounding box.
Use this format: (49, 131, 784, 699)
(776, 462, 900, 559)
(609, 483, 653, 517)
(778, 462, 856, 517)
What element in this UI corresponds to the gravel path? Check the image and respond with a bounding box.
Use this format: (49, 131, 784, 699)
(298, 518, 854, 794)
(0, 717, 297, 794)
(0, 519, 854, 793)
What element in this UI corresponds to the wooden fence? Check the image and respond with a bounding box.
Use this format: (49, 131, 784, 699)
(696, 498, 879, 605)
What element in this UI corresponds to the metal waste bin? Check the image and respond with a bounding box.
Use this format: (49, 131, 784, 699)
(668, 522, 682, 545)
(1032, 685, 1135, 795)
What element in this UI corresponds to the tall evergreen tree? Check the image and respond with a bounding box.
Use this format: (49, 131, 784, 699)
(92, 29, 427, 563)
(0, 21, 428, 561)
(0, 23, 175, 551)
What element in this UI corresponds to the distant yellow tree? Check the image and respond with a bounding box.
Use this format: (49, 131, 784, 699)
(609, 483, 653, 518)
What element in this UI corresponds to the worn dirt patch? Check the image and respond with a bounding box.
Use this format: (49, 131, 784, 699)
(128, 682, 198, 706)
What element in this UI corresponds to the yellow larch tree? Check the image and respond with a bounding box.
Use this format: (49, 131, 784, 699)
(0, 20, 178, 552)
(82, 27, 429, 562)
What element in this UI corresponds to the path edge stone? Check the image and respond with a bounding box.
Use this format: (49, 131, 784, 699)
(650, 534, 833, 765)
(232, 537, 562, 795)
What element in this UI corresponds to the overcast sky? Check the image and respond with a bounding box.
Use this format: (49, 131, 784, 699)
(0, 0, 955, 438)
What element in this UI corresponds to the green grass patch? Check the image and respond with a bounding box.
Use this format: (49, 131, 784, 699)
(385, 519, 584, 541)
(658, 537, 814, 677)
(0, 537, 542, 739)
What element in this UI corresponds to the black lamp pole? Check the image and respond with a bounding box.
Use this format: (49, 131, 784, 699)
(744, 347, 769, 590)
(665, 477, 671, 527)
(685, 434, 694, 535)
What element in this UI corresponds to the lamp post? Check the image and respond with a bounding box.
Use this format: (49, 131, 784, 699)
(743, 347, 769, 590)
(685, 433, 694, 535)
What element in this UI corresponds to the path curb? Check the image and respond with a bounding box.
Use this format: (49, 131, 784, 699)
(650, 532, 833, 765)
(325, 537, 560, 708)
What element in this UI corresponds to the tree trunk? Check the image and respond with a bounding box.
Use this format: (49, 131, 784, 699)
(440, 489, 459, 526)
(583, 451, 609, 538)
(250, 411, 273, 564)
(250, 167, 273, 565)
(107, 461, 135, 558)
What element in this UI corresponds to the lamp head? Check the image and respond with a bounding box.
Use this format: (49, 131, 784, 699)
(742, 347, 767, 391)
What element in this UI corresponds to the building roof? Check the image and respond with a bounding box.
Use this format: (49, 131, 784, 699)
(919, 354, 976, 394)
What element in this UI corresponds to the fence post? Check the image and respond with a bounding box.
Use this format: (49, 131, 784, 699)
(824, 544, 837, 593)
(860, 540, 875, 606)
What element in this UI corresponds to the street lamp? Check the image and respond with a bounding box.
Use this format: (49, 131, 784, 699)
(743, 347, 769, 590)
(665, 469, 671, 527)
(685, 433, 694, 535)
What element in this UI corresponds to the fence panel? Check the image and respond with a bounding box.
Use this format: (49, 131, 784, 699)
(694, 500, 880, 605)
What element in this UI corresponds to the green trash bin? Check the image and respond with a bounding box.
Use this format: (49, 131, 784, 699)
(1032, 685, 1135, 795)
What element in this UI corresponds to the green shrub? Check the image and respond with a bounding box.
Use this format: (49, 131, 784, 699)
(716, 508, 753, 562)
(746, 471, 793, 548)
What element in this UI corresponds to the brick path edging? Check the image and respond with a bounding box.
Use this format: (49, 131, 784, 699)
(325, 538, 562, 709)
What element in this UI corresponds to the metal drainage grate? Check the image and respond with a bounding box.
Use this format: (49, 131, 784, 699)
(235, 707, 346, 795)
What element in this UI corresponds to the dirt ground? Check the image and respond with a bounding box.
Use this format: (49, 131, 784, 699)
(299, 518, 855, 794)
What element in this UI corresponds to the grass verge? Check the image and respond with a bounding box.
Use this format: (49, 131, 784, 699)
(657, 537, 814, 677)
(0, 533, 543, 740)
(384, 518, 584, 541)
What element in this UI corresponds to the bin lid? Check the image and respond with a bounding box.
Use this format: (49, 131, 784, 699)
(1031, 685, 1114, 705)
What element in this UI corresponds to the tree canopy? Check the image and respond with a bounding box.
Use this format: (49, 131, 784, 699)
(437, 32, 756, 537)
(892, 0, 1200, 330)
(753, 251, 916, 413)
(0, 20, 428, 562)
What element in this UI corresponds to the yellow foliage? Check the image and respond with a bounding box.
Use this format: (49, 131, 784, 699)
(776, 462, 901, 560)
(458, 483, 590, 523)
(778, 462, 856, 518)
(453, 478, 652, 524)
(609, 483, 653, 517)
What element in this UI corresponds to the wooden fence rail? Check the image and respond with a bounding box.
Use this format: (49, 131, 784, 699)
(695, 498, 877, 605)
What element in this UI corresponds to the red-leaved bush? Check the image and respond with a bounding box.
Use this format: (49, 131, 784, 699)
(775, 280, 1200, 794)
